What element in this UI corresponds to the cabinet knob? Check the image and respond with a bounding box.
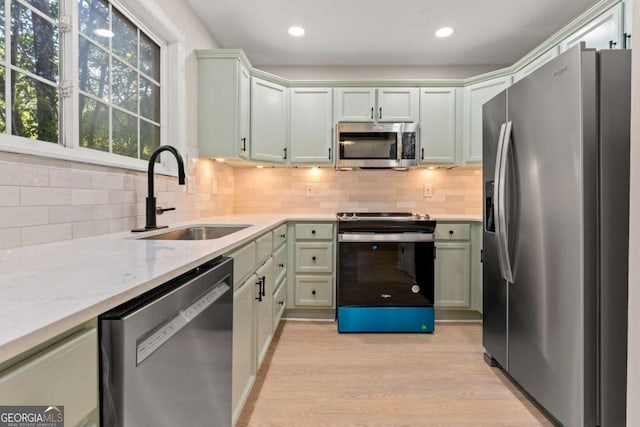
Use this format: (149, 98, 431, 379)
(312, 290, 316, 295)
(278, 300, 284, 305)
(449, 230, 454, 236)
(311, 230, 316, 234)
(312, 256, 316, 261)
(278, 263, 284, 268)
(280, 234, 286, 238)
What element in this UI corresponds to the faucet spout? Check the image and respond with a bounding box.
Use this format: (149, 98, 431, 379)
(132, 145, 186, 232)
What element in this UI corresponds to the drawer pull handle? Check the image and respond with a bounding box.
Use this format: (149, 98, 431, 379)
(312, 290, 316, 295)
(278, 300, 284, 305)
(312, 256, 316, 261)
(255, 279, 263, 302)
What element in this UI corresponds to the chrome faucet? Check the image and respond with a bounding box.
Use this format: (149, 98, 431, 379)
(132, 145, 186, 232)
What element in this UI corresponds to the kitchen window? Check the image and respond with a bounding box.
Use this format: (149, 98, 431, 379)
(0, 0, 184, 172)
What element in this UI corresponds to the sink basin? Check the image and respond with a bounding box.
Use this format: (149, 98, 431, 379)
(140, 225, 251, 240)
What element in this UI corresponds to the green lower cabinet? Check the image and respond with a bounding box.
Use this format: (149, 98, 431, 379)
(232, 274, 257, 424)
(434, 242, 471, 308)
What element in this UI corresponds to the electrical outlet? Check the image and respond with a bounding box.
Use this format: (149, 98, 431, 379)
(423, 183, 434, 198)
(187, 176, 196, 194)
(305, 184, 314, 197)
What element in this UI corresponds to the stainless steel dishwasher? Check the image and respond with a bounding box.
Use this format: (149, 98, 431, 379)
(99, 256, 233, 427)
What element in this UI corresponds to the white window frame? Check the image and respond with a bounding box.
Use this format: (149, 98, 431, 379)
(0, 0, 186, 176)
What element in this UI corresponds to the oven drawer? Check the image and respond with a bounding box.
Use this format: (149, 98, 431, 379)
(295, 223, 334, 240)
(295, 242, 333, 273)
(294, 275, 333, 306)
(435, 223, 471, 241)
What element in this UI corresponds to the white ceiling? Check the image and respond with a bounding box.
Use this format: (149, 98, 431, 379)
(186, 0, 600, 67)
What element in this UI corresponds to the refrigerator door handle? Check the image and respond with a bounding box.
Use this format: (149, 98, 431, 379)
(497, 121, 514, 283)
(493, 123, 508, 280)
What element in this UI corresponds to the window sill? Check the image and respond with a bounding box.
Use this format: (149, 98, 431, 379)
(0, 135, 179, 177)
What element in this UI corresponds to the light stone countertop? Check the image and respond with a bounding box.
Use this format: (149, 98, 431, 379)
(0, 212, 480, 364)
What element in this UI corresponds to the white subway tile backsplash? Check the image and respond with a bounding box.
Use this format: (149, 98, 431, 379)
(72, 219, 111, 239)
(49, 205, 93, 224)
(0, 164, 49, 187)
(21, 187, 72, 206)
(0, 207, 49, 228)
(72, 189, 109, 205)
(92, 173, 125, 190)
(0, 187, 20, 206)
(0, 228, 21, 249)
(21, 223, 73, 247)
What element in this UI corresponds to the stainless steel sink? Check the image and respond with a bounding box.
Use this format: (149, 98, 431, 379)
(140, 225, 251, 240)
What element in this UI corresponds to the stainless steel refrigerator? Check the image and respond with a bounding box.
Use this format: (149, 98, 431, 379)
(482, 44, 630, 426)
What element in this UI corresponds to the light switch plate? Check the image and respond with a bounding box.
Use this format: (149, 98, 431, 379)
(423, 183, 433, 198)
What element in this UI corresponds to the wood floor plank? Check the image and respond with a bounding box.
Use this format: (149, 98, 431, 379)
(237, 321, 555, 426)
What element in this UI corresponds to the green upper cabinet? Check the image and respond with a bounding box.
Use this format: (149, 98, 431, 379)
(251, 78, 288, 163)
(560, 3, 624, 51)
(419, 87, 462, 165)
(335, 87, 418, 123)
(463, 76, 511, 164)
(289, 88, 334, 165)
(197, 55, 251, 159)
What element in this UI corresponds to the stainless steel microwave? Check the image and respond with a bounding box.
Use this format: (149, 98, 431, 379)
(336, 122, 418, 169)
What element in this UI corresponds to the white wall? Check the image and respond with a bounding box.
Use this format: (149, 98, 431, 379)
(259, 65, 502, 80)
(628, 0, 640, 424)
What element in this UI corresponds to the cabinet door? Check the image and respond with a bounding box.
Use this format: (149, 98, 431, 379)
(0, 328, 98, 427)
(419, 87, 458, 164)
(463, 76, 511, 164)
(290, 88, 334, 164)
(251, 78, 288, 163)
(238, 64, 251, 159)
(272, 277, 287, 331)
(254, 257, 273, 366)
(335, 88, 376, 122)
(434, 242, 471, 308)
(560, 4, 623, 51)
(232, 274, 256, 420)
(377, 88, 419, 122)
(197, 57, 245, 159)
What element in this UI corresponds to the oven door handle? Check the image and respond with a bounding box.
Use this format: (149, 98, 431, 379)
(338, 232, 434, 243)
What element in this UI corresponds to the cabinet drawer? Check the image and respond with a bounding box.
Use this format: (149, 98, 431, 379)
(295, 242, 333, 273)
(295, 223, 334, 240)
(273, 244, 287, 284)
(256, 232, 273, 263)
(294, 275, 333, 306)
(228, 241, 257, 287)
(272, 224, 287, 249)
(0, 328, 98, 427)
(435, 223, 471, 241)
(272, 277, 287, 330)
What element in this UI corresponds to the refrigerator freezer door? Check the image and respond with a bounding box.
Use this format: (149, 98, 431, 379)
(505, 45, 597, 426)
(482, 91, 508, 368)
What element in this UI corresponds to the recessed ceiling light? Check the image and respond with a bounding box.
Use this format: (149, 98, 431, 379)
(435, 27, 454, 38)
(93, 28, 115, 38)
(288, 26, 305, 37)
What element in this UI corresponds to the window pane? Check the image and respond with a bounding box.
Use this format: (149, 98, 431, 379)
(1, 0, 5, 60)
(11, 1, 59, 83)
(12, 70, 58, 143)
(78, 36, 109, 100)
(79, 95, 108, 151)
(140, 32, 159, 81)
(140, 76, 159, 122)
(112, 57, 137, 113)
(0, 66, 5, 132)
(112, 9, 137, 67)
(112, 108, 137, 158)
(78, 0, 109, 47)
(140, 120, 159, 160)
(24, 0, 58, 20)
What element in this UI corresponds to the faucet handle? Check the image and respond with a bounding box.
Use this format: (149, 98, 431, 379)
(156, 207, 176, 215)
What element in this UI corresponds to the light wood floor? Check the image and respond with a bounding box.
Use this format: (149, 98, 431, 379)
(237, 321, 556, 427)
